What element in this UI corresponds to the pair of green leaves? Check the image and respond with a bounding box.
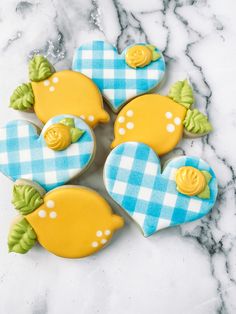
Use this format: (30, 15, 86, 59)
(146, 45, 161, 61)
(60, 118, 85, 143)
(10, 55, 54, 111)
(168, 80, 212, 135)
(9, 184, 44, 254)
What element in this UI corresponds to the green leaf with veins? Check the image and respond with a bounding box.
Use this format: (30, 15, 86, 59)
(168, 80, 194, 109)
(10, 83, 34, 111)
(8, 217, 37, 254)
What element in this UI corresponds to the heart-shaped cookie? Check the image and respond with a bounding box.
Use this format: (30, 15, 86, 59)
(73, 41, 166, 112)
(104, 142, 218, 236)
(0, 115, 95, 191)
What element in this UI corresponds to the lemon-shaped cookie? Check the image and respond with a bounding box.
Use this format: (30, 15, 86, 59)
(112, 80, 212, 156)
(10, 55, 109, 128)
(8, 180, 124, 258)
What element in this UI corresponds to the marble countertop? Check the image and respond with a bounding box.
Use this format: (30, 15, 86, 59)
(0, 0, 236, 313)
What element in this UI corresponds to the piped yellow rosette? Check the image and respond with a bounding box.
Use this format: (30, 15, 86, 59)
(125, 45, 161, 69)
(44, 118, 84, 151)
(175, 166, 212, 199)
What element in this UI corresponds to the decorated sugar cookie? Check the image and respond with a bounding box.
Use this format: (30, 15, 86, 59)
(112, 80, 212, 155)
(0, 115, 95, 191)
(104, 142, 218, 237)
(10, 55, 109, 128)
(73, 41, 165, 112)
(8, 180, 124, 258)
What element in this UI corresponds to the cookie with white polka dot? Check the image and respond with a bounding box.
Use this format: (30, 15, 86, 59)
(8, 180, 124, 258)
(112, 80, 212, 156)
(9, 55, 109, 128)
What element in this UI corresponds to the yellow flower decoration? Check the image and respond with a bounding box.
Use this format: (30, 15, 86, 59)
(125, 44, 161, 69)
(175, 166, 206, 196)
(44, 123, 71, 151)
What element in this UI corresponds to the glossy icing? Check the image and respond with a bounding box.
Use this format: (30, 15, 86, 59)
(73, 41, 165, 112)
(104, 142, 218, 237)
(112, 94, 186, 156)
(0, 115, 95, 191)
(10, 55, 109, 128)
(32, 70, 109, 127)
(9, 183, 124, 258)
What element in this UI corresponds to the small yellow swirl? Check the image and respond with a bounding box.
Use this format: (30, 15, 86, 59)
(44, 123, 71, 151)
(125, 45, 152, 68)
(175, 166, 206, 196)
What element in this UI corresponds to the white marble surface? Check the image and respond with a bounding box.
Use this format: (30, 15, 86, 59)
(0, 0, 236, 313)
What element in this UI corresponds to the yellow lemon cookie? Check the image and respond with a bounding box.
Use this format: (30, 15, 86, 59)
(10, 56, 109, 128)
(112, 80, 212, 156)
(8, 180, 124, 258)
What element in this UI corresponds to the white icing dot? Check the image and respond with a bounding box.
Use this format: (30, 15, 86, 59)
(105, 230, 111, 236)
(88, 115, 95, 122)
(46, 200, 55, 208)
(44, 80, 50, 86)
(96, 230, 103, 237)
(166, 124, 175, 133)
(49, 86, 55, 92)
(80, 115, 85, 120)
(52, 77, 59, 83)
(118, 116, 125, 123)
(38, 210, 46, 218)
(101, 239, 107, 244)
(92, 241, 98, 248)
(118, 128, 126, 135)
(165, 112, 173, 119)
(174, 117, 181, 125)
(126, 122, 134, 129)
(49, 211, 57, 219)
(126, 110, 134, 117)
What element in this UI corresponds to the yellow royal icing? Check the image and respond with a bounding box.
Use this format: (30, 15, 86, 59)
(25, 186, 124, 258)
(32, 70, 110, 128)
(44, 123, 71, 151)
(125, 45, 152, 68)
(175, 167, 206, 196)
(112, 94, 187, 156)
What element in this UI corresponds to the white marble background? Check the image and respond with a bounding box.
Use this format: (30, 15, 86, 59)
(0, 0, 235, 313)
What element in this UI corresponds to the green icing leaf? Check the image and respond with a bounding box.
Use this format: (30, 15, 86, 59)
(59, 118, 84, 143)
(146, 45, 161, 61)
(70, 127, 85, 143)
(8, 217, 37, 254)
(60, 118, 75, 128)
(202, 171, 212, 183)
(197, 171, 212, 199)
(168, 79, 194, 109)
(197, 185, 210, 199)
(10, 83, 34, 111)
(183, 109, 213, 135)
(29, 55, 54, 82)
(12, 185, 44, 215)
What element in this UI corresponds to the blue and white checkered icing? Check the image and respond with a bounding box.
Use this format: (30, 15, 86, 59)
(73, 41, 166, 112)
(0, 115, 95, 191)
(104, 142, 218, 237)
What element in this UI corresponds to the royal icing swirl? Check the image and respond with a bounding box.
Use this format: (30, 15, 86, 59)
(125, 45, 152, 68)
(44, 123, 71, 151)
(175, 166, 206, 196)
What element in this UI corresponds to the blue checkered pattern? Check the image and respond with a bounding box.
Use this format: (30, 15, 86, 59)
(0, 115, 95, 191)
(73, 41, 166, 112)
(104, 142, 218, 237)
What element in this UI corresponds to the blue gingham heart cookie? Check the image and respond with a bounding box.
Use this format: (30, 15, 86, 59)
(0, 115, 95, 191)
(73, 41, 166, 112)
(104, 142, 218, 236)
